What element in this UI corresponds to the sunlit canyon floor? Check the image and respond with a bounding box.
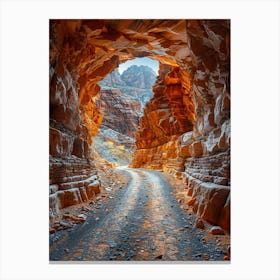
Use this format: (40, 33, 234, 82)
(50, 167, 230, 262)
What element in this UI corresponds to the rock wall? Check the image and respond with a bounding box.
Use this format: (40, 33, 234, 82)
(92, 88, 141, 165)
(95, 88, 141, 139)
(49, 19, 230, 230)
(130, 64, 195, 173)
(131, 21, 230, 230)
(49, 21, 102, 214)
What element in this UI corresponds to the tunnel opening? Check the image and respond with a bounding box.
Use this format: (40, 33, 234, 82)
(92, 58, 159, 166)
(49, 20, 231, 247)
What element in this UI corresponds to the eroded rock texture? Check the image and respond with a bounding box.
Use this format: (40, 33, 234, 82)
(95, 88, 141, 139)
(130, 64, 195, 172)
(93, 88, 141, 165)
(49, 19, 230, 230)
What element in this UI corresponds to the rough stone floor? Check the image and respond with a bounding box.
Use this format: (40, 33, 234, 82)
(50, 168, 228, 262)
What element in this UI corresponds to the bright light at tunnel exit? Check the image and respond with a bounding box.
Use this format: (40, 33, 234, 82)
(118, 57, 159, 75)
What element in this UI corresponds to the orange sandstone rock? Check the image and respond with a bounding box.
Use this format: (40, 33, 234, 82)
(49, 20, 230, 230)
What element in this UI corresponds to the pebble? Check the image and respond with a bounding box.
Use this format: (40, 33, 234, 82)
(155, 254, 163, 259)
(209, 226, 225, 235)
(59, 221, 72, 229)
(78, 214, 87, 220)
(64, 248, 70, 254)
(109, 242, 117, 248)
(203, 254, 210, 260)
(128, 252, 134, 257)
(195, 218, 205, 229)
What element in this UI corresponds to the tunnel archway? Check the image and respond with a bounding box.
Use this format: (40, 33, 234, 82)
(93, 57, 159, 166)
(49, 19, 230, 231)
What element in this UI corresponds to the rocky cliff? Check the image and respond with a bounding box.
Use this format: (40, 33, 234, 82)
(49, 19, 230, 230)
(93, 88, 141, 165)
(93, 65, 156, 164)
(121, 65, 157, 89)
(130, 64, 195, 171)
(99, 65, 156, 108)
(98, 69, 126, 88)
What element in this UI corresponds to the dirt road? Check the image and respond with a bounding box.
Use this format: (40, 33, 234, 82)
(50, 168, 225, 261)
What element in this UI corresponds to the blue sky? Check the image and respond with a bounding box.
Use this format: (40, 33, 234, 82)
(118, 57, 159, 75)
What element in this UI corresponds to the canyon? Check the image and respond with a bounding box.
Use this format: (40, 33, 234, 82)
(49, 19, 230, 261)
(93, 65, 156, 165)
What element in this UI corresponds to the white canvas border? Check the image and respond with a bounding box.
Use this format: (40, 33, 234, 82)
(0, 0, 279, 279)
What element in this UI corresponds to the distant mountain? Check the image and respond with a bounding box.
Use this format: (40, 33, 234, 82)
(98, 65, 157, 108)
(121, 65, 157, 89)
(99, 65, 157, 90)
(98, 69, 126, 88)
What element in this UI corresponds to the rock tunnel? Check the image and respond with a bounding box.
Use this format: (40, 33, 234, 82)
(49, 19, 230, 231)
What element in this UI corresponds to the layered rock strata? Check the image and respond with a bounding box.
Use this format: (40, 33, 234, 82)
(49, 20, 230, 230)
(130, 64, 195, 172)
(95, 88, 141, 138)
(93, 88, 142, 164)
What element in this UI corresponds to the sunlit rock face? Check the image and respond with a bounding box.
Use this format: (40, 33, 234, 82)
(49, 19, 230, 230)
(130, 64, 195, 172)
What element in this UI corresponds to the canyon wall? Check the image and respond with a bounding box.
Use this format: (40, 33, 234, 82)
(95, 88, 141, 139)
(49, 20, 230, 230)
(93, 88, 141, 165)
(130, 64, 195, 173)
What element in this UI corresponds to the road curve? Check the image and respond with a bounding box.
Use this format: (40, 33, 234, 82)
(50, 168, 225, 261)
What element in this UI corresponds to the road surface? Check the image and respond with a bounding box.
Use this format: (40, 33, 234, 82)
(50, 168, 225, 261)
